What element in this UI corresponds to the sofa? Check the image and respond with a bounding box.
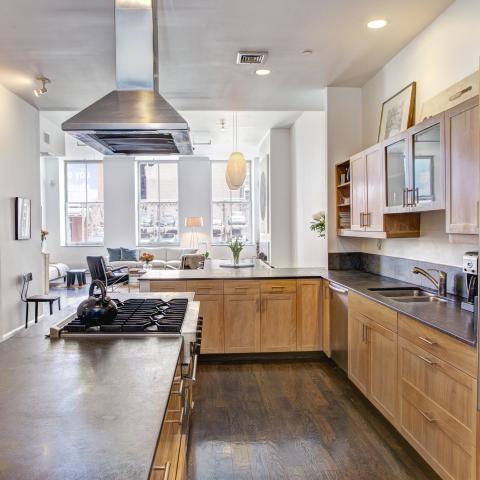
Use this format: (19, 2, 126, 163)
(106, 247, 198, 270)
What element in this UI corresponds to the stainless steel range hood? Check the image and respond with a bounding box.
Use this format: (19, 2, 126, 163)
(62, 0, 192, 155)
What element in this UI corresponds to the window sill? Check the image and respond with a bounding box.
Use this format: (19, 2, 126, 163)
(137, 243, 181, 247)
(210, 243, 256, 247)
(63, 244, 105, 247)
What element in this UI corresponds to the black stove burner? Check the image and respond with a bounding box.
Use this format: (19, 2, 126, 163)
(62, 298, 188, 335)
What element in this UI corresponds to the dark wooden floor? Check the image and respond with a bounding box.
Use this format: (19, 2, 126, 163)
(188, 357, 440, 480)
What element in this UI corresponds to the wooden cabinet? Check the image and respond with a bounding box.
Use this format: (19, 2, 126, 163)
(367, 319, 398, 424)
(150, 353, 185, 480)
(350, 145, 383, 232)
(196, 294, 224, 354)
(384, 113, 445, 214)
(348, 293, 398, 424)
(445, 96, 480, 235)
(260, 292, 297, 352)
(348, 310, 369, 395)
(296, 279, 322, 351)
(150, 280, 187, 293)
(224, 294, 260, 353)
(350, 152, 367, 231)
(398, 334, 477, 480)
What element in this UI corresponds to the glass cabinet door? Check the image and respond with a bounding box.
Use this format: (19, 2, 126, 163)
(385, 138, 408, 209)
(412, 122, 443, 210)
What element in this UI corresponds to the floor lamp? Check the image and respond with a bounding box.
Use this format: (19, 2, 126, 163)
(185, 216, 204, 249)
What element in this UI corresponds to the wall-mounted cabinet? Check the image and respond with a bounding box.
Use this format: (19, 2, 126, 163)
(339, 144, 420, 239)
(384, 112, 445, 214)
(445, 96, 479, 235)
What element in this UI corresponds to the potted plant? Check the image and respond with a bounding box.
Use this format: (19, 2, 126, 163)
(41, 229, 49, 253)
(228, 238, 244, 266)
(139, 252, 155, 270)
(310, 211, 326, 238)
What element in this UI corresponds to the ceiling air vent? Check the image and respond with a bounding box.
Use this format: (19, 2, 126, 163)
(236, 51, 268, 65)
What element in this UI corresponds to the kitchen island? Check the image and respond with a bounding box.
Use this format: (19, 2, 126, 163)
(0, 293, 198, 480)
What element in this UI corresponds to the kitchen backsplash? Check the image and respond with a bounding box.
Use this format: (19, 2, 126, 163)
(329, 252, 467, 298)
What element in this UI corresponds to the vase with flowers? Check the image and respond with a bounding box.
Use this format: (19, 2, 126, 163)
(139, 252, 155, 270)
(228, 238, 244, 266)
(41, 229, 49, 253)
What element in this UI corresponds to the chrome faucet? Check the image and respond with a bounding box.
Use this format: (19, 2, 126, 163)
(412, 267, 447, 297)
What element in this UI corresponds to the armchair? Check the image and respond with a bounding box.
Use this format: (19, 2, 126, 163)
(87, 256, 129, 292)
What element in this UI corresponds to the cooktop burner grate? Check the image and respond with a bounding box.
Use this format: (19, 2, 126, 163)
(61, 298, 188, 335)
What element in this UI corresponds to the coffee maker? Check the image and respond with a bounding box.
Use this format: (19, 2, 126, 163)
(461, 251, 478, 312)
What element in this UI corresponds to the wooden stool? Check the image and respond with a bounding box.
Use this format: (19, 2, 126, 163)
(67, 269, 87, 288)
(21, 273, 61, 328)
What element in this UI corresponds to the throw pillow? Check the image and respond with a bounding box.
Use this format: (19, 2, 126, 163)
(107, 247, 122, 262)
(121, 247, 138, 261)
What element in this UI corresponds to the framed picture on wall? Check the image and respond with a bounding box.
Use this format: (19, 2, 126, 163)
(378, 82, 416, 142)
(15, 197, 31, 240)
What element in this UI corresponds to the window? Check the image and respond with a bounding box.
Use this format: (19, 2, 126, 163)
(211, 160, 253, 244)
(138, 161, 179, 244)
(65, 161, 104, 245)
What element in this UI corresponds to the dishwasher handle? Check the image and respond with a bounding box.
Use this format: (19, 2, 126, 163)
(328, 283, 348, 294)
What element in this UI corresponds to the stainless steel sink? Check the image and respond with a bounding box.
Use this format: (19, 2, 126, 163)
(367, 287, 448, 303)
(368, 287, 435, 298)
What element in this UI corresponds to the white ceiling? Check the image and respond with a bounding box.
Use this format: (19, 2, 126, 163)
(0, 0, 453, 111)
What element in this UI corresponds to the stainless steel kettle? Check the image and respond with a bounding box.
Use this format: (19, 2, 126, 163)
(76, 280, 118, 327)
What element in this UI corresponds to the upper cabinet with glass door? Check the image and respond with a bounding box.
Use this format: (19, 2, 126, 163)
(383, 112, 445, 213)
(409, 113, 445, 211)
(384, 133, 409, 213)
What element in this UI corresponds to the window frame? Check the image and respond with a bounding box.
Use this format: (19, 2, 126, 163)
(210, 159, 254, 246)
(137, 160, 180, 246)
(64, 160, 104, 246)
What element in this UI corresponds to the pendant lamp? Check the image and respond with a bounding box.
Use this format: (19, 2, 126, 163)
(225, 112, 246, 190)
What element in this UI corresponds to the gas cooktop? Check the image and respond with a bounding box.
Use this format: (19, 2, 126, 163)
(59, 298, 189, 336)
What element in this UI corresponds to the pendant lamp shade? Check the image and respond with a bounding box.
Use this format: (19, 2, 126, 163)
(226, 151, 247, 190)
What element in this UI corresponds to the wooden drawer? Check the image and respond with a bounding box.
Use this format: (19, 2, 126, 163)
(186, 280, 223, 295)
(398, 314, 477, 378)
(399, 380, 475, 480)
(260, 279, 297, 294)
(224, 280, 260, 295)
(349, 292, 397, 332)
(150, 356, 184, 480)
(399, 337, 476, 435)
(150, 281, 188, 293)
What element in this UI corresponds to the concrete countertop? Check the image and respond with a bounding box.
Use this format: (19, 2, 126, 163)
(139, 265, 476, 346)
(0, 293, 189, 480)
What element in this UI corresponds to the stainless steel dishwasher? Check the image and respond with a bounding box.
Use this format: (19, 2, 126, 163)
(328, 282, 349, 372)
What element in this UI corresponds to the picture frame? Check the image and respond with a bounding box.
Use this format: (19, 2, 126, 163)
(15, 197, 31, 240)
(378, 82, 416, 142)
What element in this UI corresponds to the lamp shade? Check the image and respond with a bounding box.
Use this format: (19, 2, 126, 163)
(185, 216, 204, 228)
(225, 151, 247, 190)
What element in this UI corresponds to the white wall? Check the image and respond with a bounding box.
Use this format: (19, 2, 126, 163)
(0, 83, 42, 339)
(325, 87, 363, 255)
(357, 0, 480, 267)
(290, 112, 328, 267)
(265, 129, 294, 267)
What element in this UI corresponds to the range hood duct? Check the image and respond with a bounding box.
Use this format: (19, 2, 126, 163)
(62, 0, 192, 155)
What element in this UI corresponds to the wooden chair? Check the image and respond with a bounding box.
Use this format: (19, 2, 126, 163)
(21, 273, 61, 328)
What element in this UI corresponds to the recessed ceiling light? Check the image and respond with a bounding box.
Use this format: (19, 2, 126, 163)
(301, 50, 313, 55)
(255, 69, 271, 76)
(367, 19, 387, 29)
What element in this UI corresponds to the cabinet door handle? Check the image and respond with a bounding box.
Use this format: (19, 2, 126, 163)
(364, 325, 368, 343)
(416, 407, 437, 423)
(416, 353, 436, 366)
(362, 324, 365, 343)
(328, 283, 348, 294)
(414, 187, 419, 206)
(152, 461, 171, 479)
(402, 189, 407, 207)
(165, 407, 185, 425)
(366, 212, 371, 227)
(360, 212, 364, 227)
(271, 285, 285, 289)
(418, 336, 437, 346)
(171, 378, 184, 396)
